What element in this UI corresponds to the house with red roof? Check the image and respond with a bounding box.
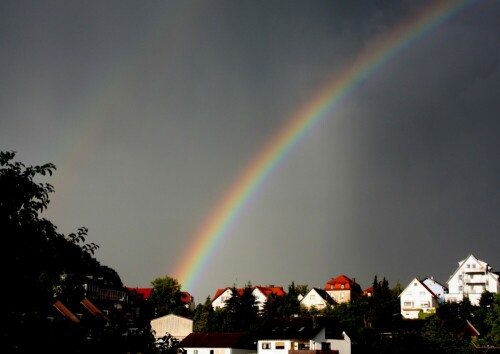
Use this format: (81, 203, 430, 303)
(212, 285, 286, 311)
(127, 287, 195, 310)
(324, 275, 362, 304)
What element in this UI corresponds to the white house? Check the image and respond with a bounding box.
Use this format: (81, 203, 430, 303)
(400, 277, 439, 319)
(212, 286, 286, 311)
(422, 277, 448, 304)
(256, 316, 350, 354)
(150, 314, 193, 340)
(179, 332, 255, 354)
(300, 287, 335, 310)
(444, 254, 500, 306)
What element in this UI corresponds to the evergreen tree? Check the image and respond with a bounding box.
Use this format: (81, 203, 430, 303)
(193, 296, 214, 332)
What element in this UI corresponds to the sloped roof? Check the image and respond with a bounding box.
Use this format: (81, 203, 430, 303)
(53, 299, 80, 323)
(81, 297, 108, 320)
(213, 286, 286, 303)
(325, 275, 362, 293)
(306, 288, 335, 305)
(400, 277, 437, 298)
(256, 316, 344, 341)
(127, 287, 193, 304)
(179, 332, 254, 349)
(128, 287, 153, 299)
(255, 286, 286, 297)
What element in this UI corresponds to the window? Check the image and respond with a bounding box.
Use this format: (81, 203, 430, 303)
(404, 301, 414, 307)
(458, 275, 463, 280)
(459, 286, 463, 292)
(210, 350, 214, 354)
(341, 284, 345, 289)
(341, 293, 345, 299)
(262, 343, 271, 350)
(321, 342, 331, 350)
(194, 351, 198, 354)
(275, 342, 285, 350)
(310, 294, 315, 300)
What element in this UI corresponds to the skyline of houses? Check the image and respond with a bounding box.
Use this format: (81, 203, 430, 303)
(123, 254, 499, 323)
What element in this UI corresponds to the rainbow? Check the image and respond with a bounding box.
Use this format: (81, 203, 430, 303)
(174, 0, 478, 293)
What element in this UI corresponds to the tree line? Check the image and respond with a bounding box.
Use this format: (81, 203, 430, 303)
(3, 150, 500, 354)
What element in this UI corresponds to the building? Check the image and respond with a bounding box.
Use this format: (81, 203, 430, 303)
(444, 254, 499, 305)
(399, 277, 439, 319)
(150, 314, 193, 341)
(179, 332, 255, 354)
(300, 287, 335, 310)
(255, 316, 350, 354)
(212, 285, 286, 311)
(324, 275, 362, 304)
(422, 277, 448, 304)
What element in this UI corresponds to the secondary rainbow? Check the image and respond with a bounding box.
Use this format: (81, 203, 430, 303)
(175, 0, 478, 293)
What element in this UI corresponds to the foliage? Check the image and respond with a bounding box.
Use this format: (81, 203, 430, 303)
(149, 275, 185, 317)
(193, 296, 215, 332)
(1, 152, 100, 330)
(155, 332, 181, 354)
(0, 151, 161, 353)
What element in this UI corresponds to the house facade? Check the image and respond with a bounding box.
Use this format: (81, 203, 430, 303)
(212, 286, 286, 311)
(179, 332, 255, 354)
(324, 275, 362, 304)
(422, 277, 448, 304)
(256, 316, 350, 354)
(150, 314, 193, 340)
(444, 254, 500, 306)
(300, 287, 335, 310)
(400, 277, 439, 319)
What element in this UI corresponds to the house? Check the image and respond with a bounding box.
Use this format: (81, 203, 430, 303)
(212, 285, 286, 311)
(300, 287, 335, 310)
(127, 287, 196, 310)
(444, 254, 500, 305)
(422, 276, 448, 304)
(399, 277, 439, 319)
(324, 275, 362, 304)
(150, 314, 193, 341)
(255, 316, 351, 354)
(179, 332, 255, 354)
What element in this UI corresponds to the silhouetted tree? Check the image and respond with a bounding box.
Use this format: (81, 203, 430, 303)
(193, 296, 214, 332)
(149, 275, 184, 317)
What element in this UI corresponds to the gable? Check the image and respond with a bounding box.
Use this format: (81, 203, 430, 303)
(401, 278, 436, 298)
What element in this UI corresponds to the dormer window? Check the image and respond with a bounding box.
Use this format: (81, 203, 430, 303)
(341, 284, 345, 289)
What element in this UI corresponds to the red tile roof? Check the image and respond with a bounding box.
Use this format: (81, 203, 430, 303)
(325, 275, 361, 292)
(213, 285, 286, 302)
(127, 287, 193, 304)
(255, 286, 286, 297)
(128, 287, 153, 299)
(81, 297, 108, 320)
(53, 300, 80, 323)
